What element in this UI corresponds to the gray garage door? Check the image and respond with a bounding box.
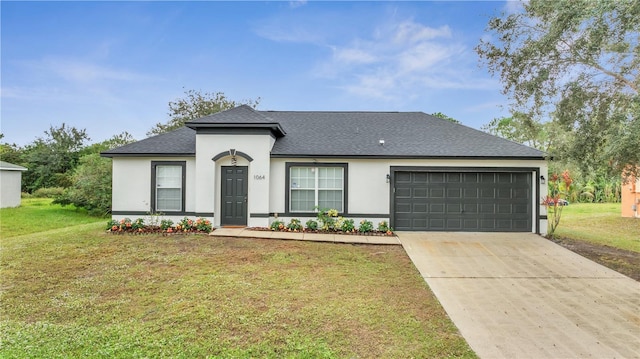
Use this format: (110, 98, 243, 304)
(394, 171, 532, 232)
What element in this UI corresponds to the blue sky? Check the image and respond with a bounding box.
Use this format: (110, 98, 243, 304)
(1, 1, 519, 146)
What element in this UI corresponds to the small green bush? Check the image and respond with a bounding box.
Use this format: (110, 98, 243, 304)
(195, 218, 213, 233)
(160, 219, 174, 230)
(270, 220, 285, 231)
(316, 208, 339, 231)
(305, 219, 318, 231)
(287, 218, 303, 231)
(378, 220, 391, 232)
(32, 187, 65, 198)
(341, 219, 355, 232)
(132, 218, 145, 230)
(358, 220, 374, 233)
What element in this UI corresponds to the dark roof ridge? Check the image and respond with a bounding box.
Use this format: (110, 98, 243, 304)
(259, 110, 405, 114)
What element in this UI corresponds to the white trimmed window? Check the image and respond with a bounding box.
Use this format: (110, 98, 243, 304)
(290, 166, 344, 212)
(152, 162, 185, 212)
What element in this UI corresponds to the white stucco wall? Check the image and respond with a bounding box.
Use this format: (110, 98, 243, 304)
(111, 151, 548, 233)
(111, 156, 196, 215)
(270, 158, 548, 234)
(195, 133, 274, 227)
(0, 170, 24, 208)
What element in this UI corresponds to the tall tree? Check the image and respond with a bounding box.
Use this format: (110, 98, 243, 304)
(476, 0, 639, 177)
(21, 124, 89, 192)
(147, 89, 260, 136)
(481, 113, 555, 152)
(54, 132, 136, 215)
(430, 112, 460, 124)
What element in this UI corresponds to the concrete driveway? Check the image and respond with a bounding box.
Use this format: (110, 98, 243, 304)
(398, 232, 640, 359)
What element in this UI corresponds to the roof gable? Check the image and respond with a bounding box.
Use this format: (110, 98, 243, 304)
(185, 105, 286, 137)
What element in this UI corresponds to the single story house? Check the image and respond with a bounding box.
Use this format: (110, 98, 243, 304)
(0, 161, 27, 208)
(102, 105, 549, 233)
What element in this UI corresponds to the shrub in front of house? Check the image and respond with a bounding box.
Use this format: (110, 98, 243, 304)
(265, 210, 394, 236)
(287, 218, 303, 231)
(305, 219, 318, 231)
(107, 217, 212, 234)
(358, 220, 374, 233)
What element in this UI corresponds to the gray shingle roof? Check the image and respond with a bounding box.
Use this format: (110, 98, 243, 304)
(101, 126, 195, 157)
(102, 106, 545, 159)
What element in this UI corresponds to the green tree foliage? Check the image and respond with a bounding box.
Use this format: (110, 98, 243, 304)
(53, 153, 112, 216)
(430, 112, 460, 124)
(481, 113, 555, 152)
(476, 0, 639, 177)
(0, 134, 23, 166)
(54, 132, 136, 216)
(147, 89, 260, 136)
(21, 124, 89, 192)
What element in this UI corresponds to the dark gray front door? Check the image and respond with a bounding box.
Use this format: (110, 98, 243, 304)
(221, 166, 248, 226)
(394, 171, 532, 232)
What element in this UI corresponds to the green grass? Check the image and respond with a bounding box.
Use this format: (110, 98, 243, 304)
(554, 203, 640, 253)
(0, 198, 104, 238)
(0, 201, 475, 358)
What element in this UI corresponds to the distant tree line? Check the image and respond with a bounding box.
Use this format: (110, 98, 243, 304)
(0, 89, 259, 216)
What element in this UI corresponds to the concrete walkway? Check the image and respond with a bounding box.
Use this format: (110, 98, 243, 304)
(398, 232, 640, 359)
(211, 227, 400, 245)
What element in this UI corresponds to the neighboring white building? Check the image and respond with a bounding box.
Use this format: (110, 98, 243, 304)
(0, 161, 27, 208)
(102, 106, 549, 234)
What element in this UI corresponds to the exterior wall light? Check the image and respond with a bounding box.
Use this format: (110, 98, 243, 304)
(540, 175, 546, 185)
(386, 174, 390, 183)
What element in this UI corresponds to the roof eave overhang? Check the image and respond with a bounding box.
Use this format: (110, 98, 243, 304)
(270, 154, 547, 160)
(100, 152, 195, 158)
(185, 122, 286, 138)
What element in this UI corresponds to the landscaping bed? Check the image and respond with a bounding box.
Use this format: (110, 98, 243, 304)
(249, 226, 395, 236)
(107, 217, 213, 234)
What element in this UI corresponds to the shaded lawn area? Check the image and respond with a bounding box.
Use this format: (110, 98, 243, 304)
(0, 224, 475, 358)
(554, 203, 640, 253)
(0, 198, 104, 238)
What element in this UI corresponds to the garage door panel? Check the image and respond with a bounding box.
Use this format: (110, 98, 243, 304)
(394, 171, 533, 232)
(463, 203, 478, 213)
(497, 204, 512, 214)
(413, 188, 428, 198)
(396, 188, 411, 198)
(479, 203, 495, 214)
(446, 218, 462, 230)
(413, 203, 427, 213)
(395, 202, 411, 213)
(430, 188, 445, 198)
(447, 188, 462, 198)
(429, 218, 445, 229)
(413, 172, 428, 183)
(430, 173, 445, 183)
(430, 203, 445, 214)
(396, 172, 411, 183)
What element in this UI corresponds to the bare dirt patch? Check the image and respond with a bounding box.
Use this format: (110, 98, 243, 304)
(549, 236, 640, 281)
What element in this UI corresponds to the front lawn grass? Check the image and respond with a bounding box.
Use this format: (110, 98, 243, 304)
(1, 223, 475, 358)
(0, 198, 104, 238)
(553, 203, 640, 253)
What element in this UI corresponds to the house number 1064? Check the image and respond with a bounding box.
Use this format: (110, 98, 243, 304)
(254, 175, 266, 180)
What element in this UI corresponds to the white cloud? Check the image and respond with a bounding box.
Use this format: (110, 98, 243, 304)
(393, 21, 451, 44)
(312, 19, 490, 101)
(289, 0, 307, 9)
(334, 47, 378, 65)
(504, 0, 527, 15)
(38, 57, 155, 84)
